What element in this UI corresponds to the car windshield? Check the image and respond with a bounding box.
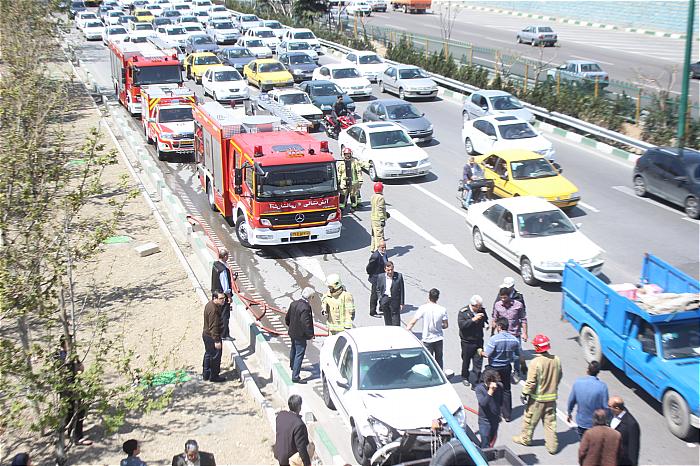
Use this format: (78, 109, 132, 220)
(399, 68, 429, 79)
(193, 35, 214, 44)
(510, 158, 558, 179)
(332, 68, 360, 79)
(86, 21, 102, 28)
(214, 70, 242, 81)
(279, 93, 311, 105)
(133, 65, 182, 85)
(72, 1, 85, 7)
(184, 25, 202, 31)
(167, 27, 185, 34)
(79, 13, 97, 19)
(214, 22, 234, 29)
(659, 324, 700, 359)
(289, 42, 310, 50)
(580, 63, 602, 72)
(294, 31, 314, 39)
(358, 348, 445, 390)
(181, 16, 197, 22)
(194, 55, 220, 65)
(134, 23, 153, 29)
(359, 54, 382, 64)
(310, 83, 341, 96)
(146, 5, 159, 10)
(255, 30, 275, 37)
(241, 15, 258, 21)
(257, 162, 337, 199)
(490, 95, 523, 110)
(265, 21, 281, 29)
(289, 54, 313, 65)
(226, 48, 253, 58)
(386, 104, 421, 120)
(211, 5, 225, 11)
(128, 35, 149, 42)
(369, 130, 413, 149)
(159, 106, 193, 122)
(109, 27, 127, 34)
(499, 123, 537, 140)
(174, 4, 189, 9)
(195, 11, 207, 16)
(110, 11, 124, 16)
(259, 62, 285, 73)
(517, 210, 576, 237)
(246, 39, 264, 47)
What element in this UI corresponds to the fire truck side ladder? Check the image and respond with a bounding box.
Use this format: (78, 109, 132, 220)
(253, 94, 313, 133)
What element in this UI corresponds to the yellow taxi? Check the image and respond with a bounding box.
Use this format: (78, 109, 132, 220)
(476, 149, 580, 208)
(243, 59, 294, 92)
(133, 9, 154, 22)
(183, 52, 222, 84)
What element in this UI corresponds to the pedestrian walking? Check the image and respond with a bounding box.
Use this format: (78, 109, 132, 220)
(483, 317, 520, 422)
(609, 396, 640, 466)
(56, 335, 92, 446)
(476, 368, 503, 448)
(121, 439, 147, 466)
(171, 440, 216, 466)
(567, 361, 610, 438)
(374, 261, 405, 326)
(286, 287, 315, 384)
(366, 240, 388, 317)
(578, 409, 622, 466)
(202, 292, 226, 382)
(406, 288, 448, 368)
(275, 395, 315, 466)
(458, 295, 488, 389)
(337, 147, 364, 210)
(211, 249, 233, 341)
(512, 334, 562, 455)
(321, 274, 354, 334)
(492, 285, 528, 381)
(10, 453, 31, 466)
(370, 181, 389, 252)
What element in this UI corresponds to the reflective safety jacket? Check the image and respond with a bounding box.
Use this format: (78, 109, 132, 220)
(370, 193, 387, 222)
(322, 288, 355, 334)
(522, 353, 562, 402)
(337, 158, 364, 188)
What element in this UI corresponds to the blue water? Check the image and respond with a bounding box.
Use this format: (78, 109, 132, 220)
(462, 1, 698, 34)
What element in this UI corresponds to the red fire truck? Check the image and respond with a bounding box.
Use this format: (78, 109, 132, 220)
(108, 41, 183, 116)
(141, 87, 196, 161)
(193, 102, 342, 247)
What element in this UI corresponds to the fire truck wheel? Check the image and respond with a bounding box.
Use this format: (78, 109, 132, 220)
(206, 179, 217, 211)
(157, 147, 166, 161)
(235, 215, 252, 248)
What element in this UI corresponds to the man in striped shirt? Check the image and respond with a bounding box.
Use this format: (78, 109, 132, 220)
(484, 317, 520, 422)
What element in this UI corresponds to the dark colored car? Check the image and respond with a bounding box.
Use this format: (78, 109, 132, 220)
(118, 15, 137, 25)
(68, 0, 86, 19)
(633, 146, 700, 218)
(691, 61, 700, 80)
(362, 98, 433, 143)
(278, 52, 318, 83)
(297, 80, 355, 114)
(161, 9, 182, 19)
(184, 33, 219, 54)
(217, 46, 255, 71)
(152, 17, 173, 27)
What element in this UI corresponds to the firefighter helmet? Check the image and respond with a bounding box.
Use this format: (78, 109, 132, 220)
(374, 182, 384, 193)
(532, 334, 551, 353)
(342, 147, 353, 157)
(326, 273, 342, 291)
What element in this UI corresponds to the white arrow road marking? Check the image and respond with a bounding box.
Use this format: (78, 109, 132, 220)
(412, 184, 469, 220)
(578, 201, 600, 213)
(388, 208, 473, 269)
(288, 245, 327, 282)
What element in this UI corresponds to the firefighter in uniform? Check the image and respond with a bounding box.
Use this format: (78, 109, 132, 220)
(370, 182, 389, 252)
(321, 273, 355, 334)
(337, 147, 364, 210)
(512, 334, 562, 455)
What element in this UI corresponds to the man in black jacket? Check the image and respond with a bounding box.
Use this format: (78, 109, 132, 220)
(211, 249, 233, 340)
(373, 261, 405, 326)
(275, 395, 314, 466)
(285, 287, 315, 384)
(458, 294, 488, 389)
(609, 396, 640, 466)
(365, 240, 388, 317)
(172, 440, 216, 466)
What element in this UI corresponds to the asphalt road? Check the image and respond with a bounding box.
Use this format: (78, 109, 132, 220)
(68, 25, 700, 466)
(360, 8, 699, 99)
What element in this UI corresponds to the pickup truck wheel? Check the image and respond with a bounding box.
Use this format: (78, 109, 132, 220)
(235, 215, 252, 248)
(633, 175, 647, 197)
(351, 427, 374, 466)
(368, 162, 379, 181)
(520, 257, 538, 286)
(322, 375, 335, 410)
(663, 390, 694, 439)
(473, 227, 487, 252)
(206, 179, 217, 211)
(684, 196, 699, 219)
(580, 326, 603, 364)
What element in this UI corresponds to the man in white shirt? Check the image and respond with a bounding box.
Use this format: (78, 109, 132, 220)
(406, 288, 448, 368)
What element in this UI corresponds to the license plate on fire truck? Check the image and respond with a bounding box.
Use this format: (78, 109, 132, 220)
(291, 231, 310, 238)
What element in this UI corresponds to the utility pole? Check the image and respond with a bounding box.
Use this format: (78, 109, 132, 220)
(677, 0, 696, 149)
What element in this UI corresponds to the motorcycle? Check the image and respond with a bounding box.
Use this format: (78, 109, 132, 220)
(457, 178, 494, 210)
(323, 111, 357, 139)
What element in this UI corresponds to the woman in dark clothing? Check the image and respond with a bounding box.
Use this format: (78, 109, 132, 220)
(475, 369, 503, 448)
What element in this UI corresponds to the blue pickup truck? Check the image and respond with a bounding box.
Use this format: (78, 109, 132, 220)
(561, 254, 699, 439)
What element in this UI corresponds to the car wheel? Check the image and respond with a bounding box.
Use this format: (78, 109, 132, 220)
(368, 162, 379, 181)
(235, 215, 252, 248)
(464, 137, 475, 155)
(520, 257, 538, 286)
(517, 35, 522, 44)
(633, 175, 647, 197)
(398, 87, 405, 100)
(473, 227, 487, 252)
(579, 326, 603, 365)
(322, 375, 335, 410)
(663, 390, 694, 439)
(213, 91, 218, 101)
(684, 196, 699, 219)
(351, 427, 374, 466)
(206, 179, 217, 211)
(157, 146, 166, 161)
(379, 80, 386, 93)
(531, 40, 538, 47)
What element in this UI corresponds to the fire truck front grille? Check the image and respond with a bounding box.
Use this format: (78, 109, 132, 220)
(263, 210, 330, 228)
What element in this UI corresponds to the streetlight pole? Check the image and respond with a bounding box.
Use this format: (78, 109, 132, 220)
(677, 0, 696, 149)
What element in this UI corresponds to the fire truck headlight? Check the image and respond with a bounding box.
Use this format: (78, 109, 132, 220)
(327, 211, 337, 221)
(260, 218, 272, 226)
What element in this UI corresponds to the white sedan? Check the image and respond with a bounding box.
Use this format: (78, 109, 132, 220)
(312, 64, 372, 98)
(201, 65, 249, 102)
(342, 50, 386, 82)
(235, 37, 272, 58)
(466, 196, 604, 285)
(462, 115, 556, 161)
(338, 122, 431, 181)
(82, 21, 105, 40)
(103, 25, 129, 45)
(320, 327, 466, 466)
(76, 11, 99, 29)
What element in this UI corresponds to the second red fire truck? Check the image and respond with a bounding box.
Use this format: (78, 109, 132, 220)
(193, 102, 342, 247)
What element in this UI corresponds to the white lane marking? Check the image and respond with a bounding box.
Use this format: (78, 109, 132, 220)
(412, 184, 469, 220)
(683, 217, 700, 225)
(289, 245, 327, 282)
(387, 208, 473, 269)
(578, 201, 600, 213)
(570, 55, 615, 66)
(612, 185, 699, 222)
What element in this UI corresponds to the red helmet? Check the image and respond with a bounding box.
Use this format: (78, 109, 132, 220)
(532, 334, 551, 353)
(342, 147, 353, 156)
(374, 182, 384, 193)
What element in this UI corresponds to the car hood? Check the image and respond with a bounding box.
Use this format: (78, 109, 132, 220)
(512, 175, 578, 198)
(214, 30, 238, 36)
(333, 77, 371, 88)
(360, 384, 462, 431)
(370, 144, 427, 162)
(193, 44, 218, 52)
(160, 121, 194, 134)
(258, 70, 292, 81)
(492, 108, 534, 122)
(357, 63, 386, 74)
(520, 232, 602, 263)
(400, 77, 436, 89)
(210, 80, 246, 90)
(313, 94, 353, 108)
(494, 136, 552, 152)
(287, 103, 322, 116)
(248, 45, 271, 53)
(393, 117, 430, 132)
(226, 57, 254, 67)
(288, 63, 316, 72)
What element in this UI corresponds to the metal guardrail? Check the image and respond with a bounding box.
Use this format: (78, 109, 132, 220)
(318, 38, 656, 153)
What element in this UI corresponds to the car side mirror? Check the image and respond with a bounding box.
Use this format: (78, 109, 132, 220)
(481, 105, 488, 111)
(674, 175, 688, 183)
(500, 173, 508, 181)
(489, 136, 497, 141)
(147, 117, 155, 123)
(336, 377, 350, 389)
(378, 114, 385, 120)
(234, 168, 243, 194)
(552, 162, 562, 173)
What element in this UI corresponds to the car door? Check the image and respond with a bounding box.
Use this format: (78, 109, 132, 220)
(384, 66, 397, 92)
(658, 156, 687, 205)
(334, 343, 355, 422)
(481, 155, 509, 197)
(624, 319, 666, 396)
(278, 53, 288, 69)
(477, 204, 505, 251)
(471, 120, 492, 154)
(363, 102, 378, 122)
(494, 208, 518, 264)
(346, 52, 356, 67)
(644, 152, 666, 194)
(521, 26, 532, 43)
(465, 93, 479, 119)
(202, 68, 212, 92)
(245, 62, 256, 82)
(323, 336, 351, 419)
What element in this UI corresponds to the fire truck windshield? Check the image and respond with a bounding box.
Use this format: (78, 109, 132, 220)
(257, 162, 337, 200)
(133, 65, 183, 85)
(159, 106, 193, 123)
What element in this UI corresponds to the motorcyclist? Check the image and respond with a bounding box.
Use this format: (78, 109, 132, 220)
(331, 95, 348, 135)
(461, 156, 485, 208)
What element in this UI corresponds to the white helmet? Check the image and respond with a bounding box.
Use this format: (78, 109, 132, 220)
(326, 273, 342, 290)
